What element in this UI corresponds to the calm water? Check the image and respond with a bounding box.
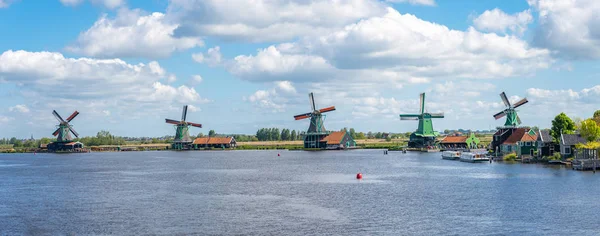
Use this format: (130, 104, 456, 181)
(1, 150, 599, 235)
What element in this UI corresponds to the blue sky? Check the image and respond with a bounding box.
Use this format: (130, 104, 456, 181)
(1, 0, 599, 138)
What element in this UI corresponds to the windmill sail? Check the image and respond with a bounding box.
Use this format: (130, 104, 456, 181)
(53, 110, 65, 123)
(309, 92, 316, 111)
(500, 92, 511, 107)
(419, 93, 425, 114)
(513, 98, 528, 108)
(181, 105, 188, 121)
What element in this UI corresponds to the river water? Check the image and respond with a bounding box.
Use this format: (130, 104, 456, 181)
(1, 150, 599, 235)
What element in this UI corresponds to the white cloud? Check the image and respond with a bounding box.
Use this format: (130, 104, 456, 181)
(529, 0, 600, 59)
(275, 81, 297, 94)
(192, 75, 202, 83)
(0, 50, 209, 119)
(67, 8, 203, 59)
(526, 85, 600, 119)
(0, 115, 12, 123)
(386, 0, 436, 6)
(227, 8, 550, 87)
(0, 0, 15, 8)
(247, 90, 286, 112)
(473, 9, 532, 35)
(187, 104, 200, 112)
(60, 0, 124, 9)
(167, 74, 177, 83)
(102, 110, 111, 116)
(167, 0, 388, 42)
(192, 46, 222, 67)
(9, 104, 30, 113)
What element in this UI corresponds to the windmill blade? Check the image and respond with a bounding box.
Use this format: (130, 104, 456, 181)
(187, 121, 202, 128)
(319, 106, 336, 113)
(165, 118, 180, 125)
(181, 105, 188, 121)
(69, 127, 79, 138)
(52, 110, 65, 123)
(66, 111, 80, 122)
(493, 111, 506, 120)
(400, 116, 419, 121)
(500, 92, 511, 107)
(513, 98, 529, 109)
(294, 112, 312, 120)
(52, 128, 60, 136)
(430, 112, 444, 118)
(309, 92, 316, 111)
(517, 115, 522, 125)
(419, 93, 425, 114)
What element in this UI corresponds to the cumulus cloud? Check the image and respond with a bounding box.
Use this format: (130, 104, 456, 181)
(0, 0, 15, 8)
(473, 9, 533, 35)
(67, 8, 203, 59)
(529, 0, 600, 59)
(167, 74, 177, 83)
(0, 50, 209, 119)
(167, 0, 388, 42)
(386, 0, 436, 6)
(244, 81, 300, 112)
(227, 8, 550, 87)
(192, 46, 222, 67)
(526, 85, 600, 120)
(275, 81, 297, 94)
(60, 0, 125, 9)
(9, 104, 30, 113)
(0, 116, 12, 123)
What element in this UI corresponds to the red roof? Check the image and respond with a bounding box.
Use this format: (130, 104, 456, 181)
(193, 137, 234, 145)
(503, 128, 538, 145)
(440, 136, 468, 144)
(321, 131, 346, 144)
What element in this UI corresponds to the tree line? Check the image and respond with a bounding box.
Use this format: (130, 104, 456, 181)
(550, 110, 600, 143)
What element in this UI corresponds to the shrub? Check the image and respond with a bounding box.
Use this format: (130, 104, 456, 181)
(549, 152, 562, 161)
(503, 153, 517, 161)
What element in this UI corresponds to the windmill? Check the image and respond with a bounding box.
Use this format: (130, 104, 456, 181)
(52, 110, 80, 142)
(399, 93, 444, 148)
(294, 92, 336, 148)
(493, 92, 528, 127)
(165, 105, 202, 150)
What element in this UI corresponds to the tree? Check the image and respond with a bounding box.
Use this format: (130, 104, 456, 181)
(580, 119, 600, 142)
(208, 130, 216, 137)
(197, 133, 205, 138)
(355, 132, 366, 139)
(291, 130, 297, 141)
(40, 137, 52, 145)
(551, 113, 576, 142)
(593, 110, 600, 125)
(349, 128, 356, 139)
(531, 126, 540, 132)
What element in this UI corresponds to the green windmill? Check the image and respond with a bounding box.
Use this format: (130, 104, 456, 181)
(165, 105, 202, 150)
(294, 92, 336, 148)
(399, 93, 444, 148)
(493, 92, 528, 127)
(51, 110, 80, 142)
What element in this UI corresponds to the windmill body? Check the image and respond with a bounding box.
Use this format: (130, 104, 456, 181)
(166, 105, 202, 150)
(47, 110, 84, 152)
(399, 93, 444, 148)
(294, 93, 336, 149)
(491, 92, 530, 153)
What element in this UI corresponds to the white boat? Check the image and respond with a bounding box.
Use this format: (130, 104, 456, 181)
(460, 152, 490, 163)
(441, 151, 461, 160)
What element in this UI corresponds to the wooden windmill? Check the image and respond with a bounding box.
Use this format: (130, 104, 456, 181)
(294, 92, 336, 148)
(165, 105, 202, 150)
(52, 110, 80, 142)
(399, 93, 444, 148)
(493, 92, 528, 127)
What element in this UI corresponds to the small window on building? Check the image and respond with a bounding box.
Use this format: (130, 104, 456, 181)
(565, 146, 571, 154)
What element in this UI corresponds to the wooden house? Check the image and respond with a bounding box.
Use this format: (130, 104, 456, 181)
(193, 136, 237, 149)
(321, 131, 356, 150)
(440, 133, 481, 150)
(536, 130, 558, 158)
(499, 128, 537, 156)
(560, 133, 587, 157)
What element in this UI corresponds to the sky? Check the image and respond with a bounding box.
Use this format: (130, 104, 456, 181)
(0, 0, 599, 138)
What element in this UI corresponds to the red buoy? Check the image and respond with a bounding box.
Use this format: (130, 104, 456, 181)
(356, 173, 363, 180)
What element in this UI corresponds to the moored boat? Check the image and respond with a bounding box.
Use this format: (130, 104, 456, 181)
(441, 151, 461, 160)
(460, 152, 489, 163)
